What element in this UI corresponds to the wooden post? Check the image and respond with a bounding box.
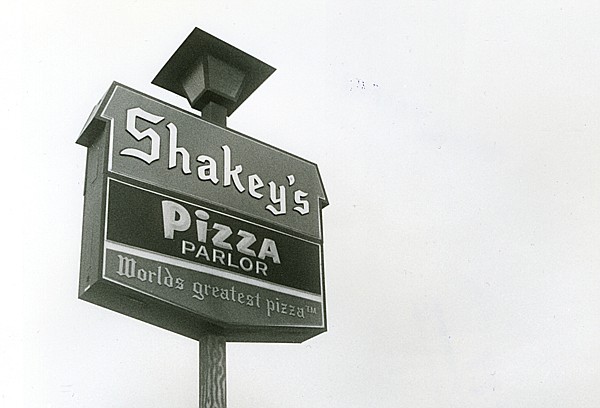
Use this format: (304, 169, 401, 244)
(199, 334, 227, 408)
(149, 28, 277, 408)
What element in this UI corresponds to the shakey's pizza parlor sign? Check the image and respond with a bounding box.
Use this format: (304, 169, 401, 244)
(77, 83, 328, 342)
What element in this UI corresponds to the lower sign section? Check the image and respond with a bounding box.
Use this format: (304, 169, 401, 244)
(106, 178, 323, 295)
(103, 244, 324, 328)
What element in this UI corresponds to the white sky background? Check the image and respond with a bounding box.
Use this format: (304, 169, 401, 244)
(4, 0, 600, 407)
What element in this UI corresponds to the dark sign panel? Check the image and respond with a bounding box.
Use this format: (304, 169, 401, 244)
(104, 179, 324, 327)
(77, 83, 328, 342)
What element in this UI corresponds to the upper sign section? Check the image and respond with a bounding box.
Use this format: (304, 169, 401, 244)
(78, 83, 328, 240)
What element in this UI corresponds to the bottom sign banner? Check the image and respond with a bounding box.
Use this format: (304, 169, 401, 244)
(103, 243, 324, 328)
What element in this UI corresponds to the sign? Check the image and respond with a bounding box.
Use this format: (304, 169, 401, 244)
(77, 83, 328, 342)
(81, 84, 327, 240)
